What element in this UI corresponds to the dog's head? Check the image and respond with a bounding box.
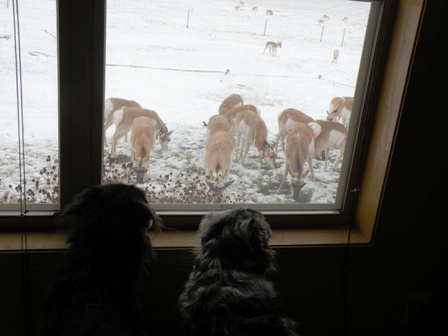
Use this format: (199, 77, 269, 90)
(196, 207, 275, 275)
(60, 183, 162, 268)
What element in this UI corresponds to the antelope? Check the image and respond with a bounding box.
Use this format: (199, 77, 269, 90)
(266, 9, 273, 16)
(204, 131, 236, 191)
(224, 104, 258, 135)
(111, 107, 173, 158)
(235, 110, 276, 168)
(129, 116, 156, 183)
(218, 93, 244, 115)
(333, 49, 340, 63)
(326, 96, 353, 130)
(252, 6, 257, 13)
(309, 120, 347, 172)
(263, 41, 282, 56)
(275, 108, 314, 152)
(277, 123, 316, 201)
(206, 114, 231, 139)
(103, 97, 141, 146)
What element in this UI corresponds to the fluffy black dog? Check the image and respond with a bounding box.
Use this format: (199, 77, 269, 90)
(40, 183, 162, 336)
(178, 207, 299, 336)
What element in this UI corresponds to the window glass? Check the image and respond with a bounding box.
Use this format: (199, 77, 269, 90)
(0, 0, 58, 209)
(103, 0, 376, 211)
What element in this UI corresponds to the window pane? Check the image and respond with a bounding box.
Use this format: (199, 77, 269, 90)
(104, 0, 376, 211)
(0, 0, 59, 209)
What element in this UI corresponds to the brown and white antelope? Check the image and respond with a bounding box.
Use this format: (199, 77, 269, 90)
(224, 104, 258, 135)
(309, 120, 347, 172)
(332, 49, 340, 63)
(111, 107, 173, 158)
(235, 110, 276, 168)
(218, 93, 244, 115)
(275, 108, 314, 152)
(204, 131, 236, 191)
(129, 116, 156, 183)
(263, 41, 282, 56)
(103, 97, 141, 146)
(326, 96, 353, 130)
(205, 114, 231, 139)
(266, 9, 273, 16)
(277, 123, 316, 201)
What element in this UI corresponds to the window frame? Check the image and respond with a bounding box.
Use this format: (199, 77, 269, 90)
(0, 0, 424, 252)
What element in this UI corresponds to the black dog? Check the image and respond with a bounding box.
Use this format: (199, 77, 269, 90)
(40, 183, 162, 336)
(178, 207, 299, 336)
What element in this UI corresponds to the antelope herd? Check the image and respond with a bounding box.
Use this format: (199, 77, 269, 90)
(104, 93, 352, 202)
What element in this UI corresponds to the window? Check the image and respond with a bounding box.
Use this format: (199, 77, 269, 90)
(103, 0, 388, 215)
(0, 0, 58, 211)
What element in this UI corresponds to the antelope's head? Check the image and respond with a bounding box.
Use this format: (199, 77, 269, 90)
(206, 170, 234, 191)
(326, 109, 338, 121)
(158, 125, 174, 150)
(290, 170, 309, 202)
(263, 143, 277, 169)
(132, 164, 148, 184)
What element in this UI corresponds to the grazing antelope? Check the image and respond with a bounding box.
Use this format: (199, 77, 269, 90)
(103, 97, 141, 146)
(275, 108, 314, 152)
(252, 6, 257, 13)
(326, 96, 353, 130)
(204, 131, 236, 191)
(277, 123, 316, 201)
(309, 120, 347, 172)
(234, 5, 239, 11)
(342, 17, 349, 22)
(333, 49, 340, 63)
(263, 41, 282, 56)
(111, 107, 173, 158)
(266, 9, 273, 15)
(206, 114, 231, 139)
(218, 93, 244, 115)
(224, 104, 258, 135)
(129, 116, 156, 183)
(235, 110, 276, 168)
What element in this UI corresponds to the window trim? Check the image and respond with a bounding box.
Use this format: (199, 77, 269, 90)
(0, 0, 426, 253)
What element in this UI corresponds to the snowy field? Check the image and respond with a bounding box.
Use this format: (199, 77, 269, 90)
(0, 0, 371, 206)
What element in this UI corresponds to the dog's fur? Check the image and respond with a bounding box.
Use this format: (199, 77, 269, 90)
(39, 183, 162, 336)
(178, 207, 299, 336)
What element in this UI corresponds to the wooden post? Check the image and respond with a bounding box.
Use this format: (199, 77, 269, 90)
(263, 19, 268, 36)
(320, 25, 325, 42)
(187, 9, 190, 28)
(341, 28, 346, 47)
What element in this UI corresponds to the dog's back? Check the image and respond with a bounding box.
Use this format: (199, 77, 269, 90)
(178, 207, 298, 336)
(40, 184, 161, 336)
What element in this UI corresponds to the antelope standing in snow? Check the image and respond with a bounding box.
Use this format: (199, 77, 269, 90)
(326, 96, 353, 130)
(309, 120, 347, 172)
(225, 104, 258, 135)
(277, 123, 316, 201)
(103, 97, 141, 146)
(204, 131, 236, 191)
(275, 108, 314, 152)
(266, 9, 273, 16)
(129, 116, 156, 183)
(205, 114, 231, 139)
(332, 49, 340, 63)
(111, 107, 173, 158)
(218, 93, 244, 115)
(235, 110, 276, 168)
(264, 41, 282, 56)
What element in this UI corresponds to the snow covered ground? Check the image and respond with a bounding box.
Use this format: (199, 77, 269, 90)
(0, 0, 371, 206)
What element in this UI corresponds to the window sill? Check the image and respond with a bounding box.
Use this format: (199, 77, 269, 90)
(0, 225, 369, 253)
